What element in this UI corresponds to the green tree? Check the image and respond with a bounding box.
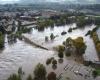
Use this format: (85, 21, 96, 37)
(7, 74, 21, 80)
(58, 52, 64, 58)
(45, 36, 49, 42)
(50, 33, 54, 40)
(27, 74, 33, 80)
(52, 59, 57, 66)
(34, 63, 47, 80)
(92, 70, 98, 78)
(0, 32, 4, 48)
(18, 20, 22, 31)
(18, 67, 24, 78)
(73, 37, 87, 55)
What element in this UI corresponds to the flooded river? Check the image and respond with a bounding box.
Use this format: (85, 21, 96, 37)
(0, 39, 54, 80)
(0, 23, 99, 80)
(25, 23, 99, 61)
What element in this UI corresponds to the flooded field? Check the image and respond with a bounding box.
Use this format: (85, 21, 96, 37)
(0, 23, 99, 80)
(25, 23, 99, 61)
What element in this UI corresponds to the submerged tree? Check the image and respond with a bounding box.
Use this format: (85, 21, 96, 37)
(47, 72, 56, 80)
(92, 70, 98, 78)
(27, 74, 33, 80)
(73, 37, 87, 55)
(7, 67, 24, 80)
(34, 63, 47, 80)
(7, 74, 21, 80)
(0, 32, 4, 48)
(50, 33, 54, 40)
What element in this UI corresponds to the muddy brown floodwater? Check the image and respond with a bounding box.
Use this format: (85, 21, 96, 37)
(0, 23, 99, 80)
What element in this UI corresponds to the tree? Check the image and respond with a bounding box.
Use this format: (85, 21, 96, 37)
(46, 58, 52, 65)
(92, 70, 98, 78)
(50, 33, 54, 40)
(76, 16, 86, 27)
(7, 67, 24, 80)
(34, 63, 47, 80)
(58, 52, 64, 58)
(52, 59, 57, 66)
(96, 43, 100, 53)
(27, 74, 32, 80)
(58, 45, 65, 52)
(66, 37, 73, 47)
(68, 28, 72, 33)
(45, 36, 49, 42)
(18, 20, 22, 31)
(0, 24, 5, 34)
(18, 67, 24, 78)
(65, 49, 71, 57)
(47, 72, 56, 80)
(73, 37, 87, 55)
(0, 32, 4, 48)
(7, 74, 21, 80)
